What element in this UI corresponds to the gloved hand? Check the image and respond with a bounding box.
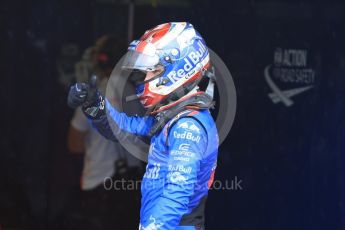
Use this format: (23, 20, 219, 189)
(67, 82, 89, 109)
(67, 75, 105, 119)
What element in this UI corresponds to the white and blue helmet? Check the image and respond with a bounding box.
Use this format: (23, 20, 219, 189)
(122, 22, 210, 108)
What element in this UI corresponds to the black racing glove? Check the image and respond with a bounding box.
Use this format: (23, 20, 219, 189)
(67, 75, 105, 119)
(67, 82, 89, 109)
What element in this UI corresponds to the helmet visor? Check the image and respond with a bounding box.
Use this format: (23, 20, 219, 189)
(122, 50, 160, 72)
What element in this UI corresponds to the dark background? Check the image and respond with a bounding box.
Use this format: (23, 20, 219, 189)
(1, 0, 345, 229)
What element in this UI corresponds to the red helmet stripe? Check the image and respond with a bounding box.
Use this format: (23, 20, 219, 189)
(151, 24, 171, 43)
(136, 41, 148, 52)
(140, 23, 171, 45)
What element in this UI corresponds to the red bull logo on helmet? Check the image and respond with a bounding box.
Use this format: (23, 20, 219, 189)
(166, 40, 208, 83)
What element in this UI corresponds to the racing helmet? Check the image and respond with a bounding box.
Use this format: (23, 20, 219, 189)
(122, 22, 210, 108)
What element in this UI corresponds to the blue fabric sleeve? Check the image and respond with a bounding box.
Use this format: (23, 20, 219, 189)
(105, 99, 154, 136)
(91, 114, 118, 142)
(144, 117, 207, 230)
(91, 99, 155, 141)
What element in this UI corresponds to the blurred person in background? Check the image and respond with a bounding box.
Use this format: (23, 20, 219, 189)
(67, 35, 142, 230)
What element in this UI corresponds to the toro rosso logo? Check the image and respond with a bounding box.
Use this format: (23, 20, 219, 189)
(177, 121, 201, 133)
(169, 172, 187, 183)
(140, 216, 163, 230)
(167, 40, 208, 83)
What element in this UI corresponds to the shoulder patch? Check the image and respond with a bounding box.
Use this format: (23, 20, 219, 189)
(166, 115, 207, 147)
(176, 120, 201, 134)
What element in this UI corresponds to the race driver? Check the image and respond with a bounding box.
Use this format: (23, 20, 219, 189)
(68, 22, 219, 230)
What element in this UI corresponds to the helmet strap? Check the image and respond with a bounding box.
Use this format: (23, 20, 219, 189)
(147, 67, 217, 136)
(148, 92, 214, 136)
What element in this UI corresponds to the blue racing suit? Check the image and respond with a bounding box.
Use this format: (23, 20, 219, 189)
(96, 99, 218, 230)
